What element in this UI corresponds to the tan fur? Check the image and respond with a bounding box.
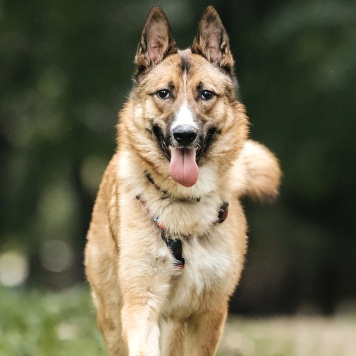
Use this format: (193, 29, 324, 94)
(85, 6, 280, 356)
(234, 140, 281, 201)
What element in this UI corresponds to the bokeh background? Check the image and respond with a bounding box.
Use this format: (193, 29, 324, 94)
(1, 0, 356, 319)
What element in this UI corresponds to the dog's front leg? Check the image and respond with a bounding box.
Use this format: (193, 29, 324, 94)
(121, 301, 160, 356)
(184, 302, 228, 356)
(119, 258, 171, 356)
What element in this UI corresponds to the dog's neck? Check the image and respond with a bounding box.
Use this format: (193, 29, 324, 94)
(136, 185, 230, 270)
(144, 171, 201, 202)
(142, 171, 230, 223)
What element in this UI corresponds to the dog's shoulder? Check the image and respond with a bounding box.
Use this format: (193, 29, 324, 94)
(88, 153, 120, 242)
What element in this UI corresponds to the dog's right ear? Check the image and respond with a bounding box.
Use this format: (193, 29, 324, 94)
(135, 7, 177, 76)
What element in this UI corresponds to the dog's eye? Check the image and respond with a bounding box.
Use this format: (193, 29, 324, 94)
(156, 89, 171, 99)
(201, 90, 214, 101)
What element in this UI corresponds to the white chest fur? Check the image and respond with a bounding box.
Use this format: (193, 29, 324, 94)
(162, 221, 239, 320)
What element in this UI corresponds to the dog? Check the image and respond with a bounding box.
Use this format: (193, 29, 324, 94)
(85, 6, 281, 355)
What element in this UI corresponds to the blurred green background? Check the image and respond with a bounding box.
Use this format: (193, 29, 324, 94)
(1, 0, 356, 320)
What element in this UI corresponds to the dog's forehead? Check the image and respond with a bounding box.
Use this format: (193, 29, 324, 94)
(177, 49, 208, 74)
(140, 50, 231, 94)
(178, 48, 192, 70)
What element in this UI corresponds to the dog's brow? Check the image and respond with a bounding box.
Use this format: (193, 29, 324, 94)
(168, 81, 175, 90)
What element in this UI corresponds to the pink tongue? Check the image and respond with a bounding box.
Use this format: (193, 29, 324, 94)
(169, 148, 199, 187)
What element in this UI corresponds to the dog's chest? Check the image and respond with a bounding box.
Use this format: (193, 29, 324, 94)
(143, 194, 227, 238)
(136, 196, 236, 319)
(161, 227, 236, 320)
(122, 179, 239, 318)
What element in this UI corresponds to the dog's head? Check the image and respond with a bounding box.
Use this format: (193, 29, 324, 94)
(119, 6, 248, 191)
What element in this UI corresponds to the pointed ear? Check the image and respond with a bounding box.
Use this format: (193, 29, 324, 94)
(135, 7, 177, 74)
(191, 6, 234, 73)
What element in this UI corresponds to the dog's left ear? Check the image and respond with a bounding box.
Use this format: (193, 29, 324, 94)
(191, 6, 234, 73)
(135, 7, 177, 75)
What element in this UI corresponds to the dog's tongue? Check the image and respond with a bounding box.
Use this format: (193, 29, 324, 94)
(169, 148, 199, 187)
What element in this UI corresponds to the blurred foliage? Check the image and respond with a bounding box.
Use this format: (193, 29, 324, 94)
(0, 0, 355, 314)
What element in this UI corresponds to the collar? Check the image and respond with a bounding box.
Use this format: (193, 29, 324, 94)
(136, 194, 229, 270)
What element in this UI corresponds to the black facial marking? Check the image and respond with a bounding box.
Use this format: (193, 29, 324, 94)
(180, 55, 190, 73)
(152, 124, 171, 161)
(196, 126, 218, 162)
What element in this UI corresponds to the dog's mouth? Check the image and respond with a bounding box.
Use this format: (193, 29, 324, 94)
(152, 125, 216, 187)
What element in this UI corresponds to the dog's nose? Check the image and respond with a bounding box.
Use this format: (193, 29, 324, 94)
(172, 125, 198, 146)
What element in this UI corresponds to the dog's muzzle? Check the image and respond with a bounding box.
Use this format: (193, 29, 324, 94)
(172, 125, 198, 147)
(152, 123, 218, 187)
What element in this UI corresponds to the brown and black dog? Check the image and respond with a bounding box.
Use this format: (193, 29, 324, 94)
(85, 6, 280, 355)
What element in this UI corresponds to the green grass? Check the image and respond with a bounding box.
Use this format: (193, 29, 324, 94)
(0, 286, 355, 356)
(0, 286, 105, 356)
